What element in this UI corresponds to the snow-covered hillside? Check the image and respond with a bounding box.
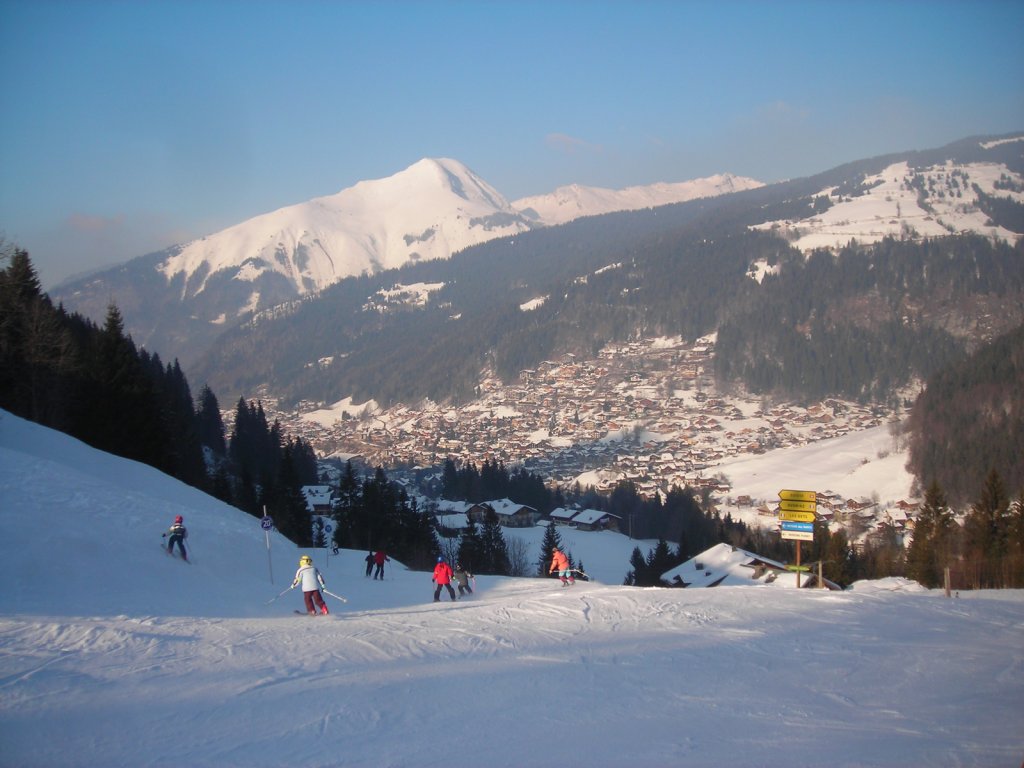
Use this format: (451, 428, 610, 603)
(753, 156, 1024, 252)
(511, 172, 764, 226)
(158, 158, 532, 299)
(2, 409, 1022, 767)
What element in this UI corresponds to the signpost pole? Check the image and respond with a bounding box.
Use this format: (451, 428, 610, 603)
(796, 540, 801, 588)
(779, 490, 817, 589)
(261, 507, 274, 584)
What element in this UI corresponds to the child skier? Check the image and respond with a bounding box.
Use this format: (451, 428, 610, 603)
(549, 547, 575, 586)
(162, 515, 188, 561)
(453, 563, 474, 597)
(291, 555, 329, 615)
(432, 557, 457, 602)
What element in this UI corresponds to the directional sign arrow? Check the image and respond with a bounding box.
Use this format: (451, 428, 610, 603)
(780, 530, 814, 541)
(779, 499, 817, 513)
(781, 520, 814, 533)
(779, 489, 817, 503)
(780, 510, 817, 523)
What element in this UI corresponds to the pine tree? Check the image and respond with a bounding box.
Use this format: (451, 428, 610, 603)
(906, 481, 955, 588)
(196, 385, 227, 457)
(963, 469, 1010, 588)
(332, 460, 362, 550)
(457, 517, 484, 574)
(479, 509, 510, 575)
(823, 527, 853, 587)
(626, 546, 647, 586)
(646, 539, 676, 584)
(538, 523, 564, 577)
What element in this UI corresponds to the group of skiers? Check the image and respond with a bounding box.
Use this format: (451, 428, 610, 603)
(162, 514, 578, 614)
(431, 557, 475, 601)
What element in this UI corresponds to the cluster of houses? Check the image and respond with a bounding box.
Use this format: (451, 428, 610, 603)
(281, 337, 896, 502)
(277, 334, 917, 563)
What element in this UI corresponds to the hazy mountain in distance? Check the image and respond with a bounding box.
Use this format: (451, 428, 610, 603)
(512, 173, 764, 225)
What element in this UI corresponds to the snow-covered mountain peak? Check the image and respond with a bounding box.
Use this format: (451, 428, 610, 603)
(156, 157, 532, 301)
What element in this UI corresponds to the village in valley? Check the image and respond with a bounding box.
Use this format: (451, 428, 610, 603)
(264, 333, 921, 557)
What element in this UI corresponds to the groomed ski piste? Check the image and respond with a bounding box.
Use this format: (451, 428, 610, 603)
(1, 409, 1022, 768)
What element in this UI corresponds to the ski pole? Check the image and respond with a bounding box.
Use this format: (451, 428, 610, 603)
(322, 588, 348, 603)
(266, 585, 293, 604)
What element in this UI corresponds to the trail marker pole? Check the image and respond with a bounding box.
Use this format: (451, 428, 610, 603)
(261, 509, 274, 584)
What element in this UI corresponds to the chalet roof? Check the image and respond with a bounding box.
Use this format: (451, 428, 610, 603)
(485, 498, 538, 517)
(549, 507, 577, 521)
(301, 485, 333, 510)
(435, 499, 473, 515)
(662, 543, 801, 589)
(572, 508, 619, 525)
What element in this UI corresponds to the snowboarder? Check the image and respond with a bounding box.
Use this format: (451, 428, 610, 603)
(453, 563, 474, 597)
(373, 549, 390, 580)
(291, 555, 329, 615)
(432, 557, 457, 602)
(162, 515, 188, 561)
(549, 547, 574, 586)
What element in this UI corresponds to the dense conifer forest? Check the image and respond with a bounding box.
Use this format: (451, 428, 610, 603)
(0, 245, 319, 544)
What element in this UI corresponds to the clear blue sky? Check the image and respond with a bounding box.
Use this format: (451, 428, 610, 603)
(1, 0, 1022, 288)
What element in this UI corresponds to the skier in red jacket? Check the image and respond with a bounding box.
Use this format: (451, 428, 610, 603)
(373, 549, 390, 580)
(432, 557, 457, 602)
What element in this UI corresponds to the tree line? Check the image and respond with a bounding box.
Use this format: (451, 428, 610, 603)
(0, 246, 318, 543)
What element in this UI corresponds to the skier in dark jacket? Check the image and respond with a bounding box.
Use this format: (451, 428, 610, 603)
(162, 515, 188, 561)
(364, 551, 374, 577)
(453, 563, 474, 597)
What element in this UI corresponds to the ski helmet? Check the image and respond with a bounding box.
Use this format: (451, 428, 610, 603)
(299, 555, 312, 566)
(437, 556, 444, 563)
(174, 515, 183, 524)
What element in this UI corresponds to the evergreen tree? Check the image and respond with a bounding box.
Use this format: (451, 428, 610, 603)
(479, 508, 511, 575)
(332, 460, 362, 550)
(906, 481, 955, 588)
(645, 538, 676, 584)
(196, 385, 227, 457)
(625, 546, 648, 586)
(538, 523, 564, 577)
(962, 469, 1010, 588)
(457, 516, 484, 574)
(822, 527, 854, 587)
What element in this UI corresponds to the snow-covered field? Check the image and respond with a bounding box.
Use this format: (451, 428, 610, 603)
(1, 409, 1022, 768)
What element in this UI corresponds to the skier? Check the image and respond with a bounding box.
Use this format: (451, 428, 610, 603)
(549, 547, 575, 586)
(364, 550, 374, 577)
(291, 555, 329, 615)
(162, 515, 188, 561)
(432, 557, 457, 602)
(373, 549, 391, 580)
(453, 563, 474, 597)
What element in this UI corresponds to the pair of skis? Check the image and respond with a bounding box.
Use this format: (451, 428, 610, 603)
(161, 543, 190, 563)
(266, 586, 348, 605)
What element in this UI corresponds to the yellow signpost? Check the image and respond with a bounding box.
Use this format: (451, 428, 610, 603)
(779, 510, 816, 523)
(779, 489, 817, 503)
(778, 489, 817, 587)
(779, 499, 817, 513)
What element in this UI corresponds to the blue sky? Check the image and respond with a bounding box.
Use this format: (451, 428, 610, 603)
(1, 0, 1022, 288)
